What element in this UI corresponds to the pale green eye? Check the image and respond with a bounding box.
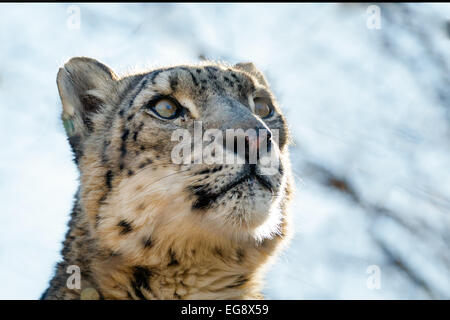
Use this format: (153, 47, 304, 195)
(254, 98, 273, 119)
(153, 99, 180, 119)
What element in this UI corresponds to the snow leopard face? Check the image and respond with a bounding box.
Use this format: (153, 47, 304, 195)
(57, 57, 292, 249)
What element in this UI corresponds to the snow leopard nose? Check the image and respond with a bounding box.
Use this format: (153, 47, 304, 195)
(210, 95, 273, 163)
(226, 127, 272, 164)
(244, 128, 272, 163)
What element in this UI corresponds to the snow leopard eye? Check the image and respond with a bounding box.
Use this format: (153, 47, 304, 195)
(148, 98, 181, 119)
(254, 98, 273, 119)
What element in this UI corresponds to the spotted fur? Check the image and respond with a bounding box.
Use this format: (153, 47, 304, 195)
(41, 57, 294, 300)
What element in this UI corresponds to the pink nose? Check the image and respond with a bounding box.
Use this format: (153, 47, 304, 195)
(244, 129, 272, 163)
(245, 131, 260, 152)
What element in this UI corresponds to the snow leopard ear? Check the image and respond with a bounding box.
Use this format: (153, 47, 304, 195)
(234, 62, 269, 87)
(57, 57, 118, 163)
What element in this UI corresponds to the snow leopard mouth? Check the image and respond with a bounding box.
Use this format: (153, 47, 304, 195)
(191, 164, 274, 210)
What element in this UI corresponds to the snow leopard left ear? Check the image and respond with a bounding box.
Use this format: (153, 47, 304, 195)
(234, 62, 269, 87)
(57, 57, 118, 164)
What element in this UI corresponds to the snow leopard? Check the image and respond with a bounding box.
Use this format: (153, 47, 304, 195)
(41, 57, 293, 300)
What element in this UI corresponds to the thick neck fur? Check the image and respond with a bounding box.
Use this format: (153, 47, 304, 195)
(41, 131, 292, 300)
(45, 194, 288, 300)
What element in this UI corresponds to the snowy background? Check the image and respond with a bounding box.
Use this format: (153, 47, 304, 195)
(0, 3, 449, 299)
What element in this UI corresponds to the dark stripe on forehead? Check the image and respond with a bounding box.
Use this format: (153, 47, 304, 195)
(150, 67, 176, 85)
(205, 66, 218, 80)
(188, 70, 199, 86)
(120, 127, 130, 159)
(170, 74, 178, 91)
(118, 74, 145, 104)
(178, 67, 199, 87)
(150, 69, 165, 85)
(128, 77, 149, 109)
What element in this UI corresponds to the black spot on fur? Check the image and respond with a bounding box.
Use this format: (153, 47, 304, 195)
(231, 73, 241, 83)
(168, 250, 179, 266)
(105, 170, 113, 189)
(80, 94, 102, 131)
(191, 189, 217, 211)
(127, 170, 134, 176)
(187, 70, 199, 86)
(120, 128, 130, 158)
(120, 144, 127, 157)
(131, 266, 152, 300)
(214, 247, 223, 258)
(143, 236, 153, 248)
(127, 113, 135, 121)
(226, 275, 248, 288)
(133, 122, 144, 142)
(236, 248, 245, 263)
(170, 76, 178, 91)
(68, 134, 82, 165)
(133, 131, 139, 142)
(121, 128, 130, 141)
(196, 169, 211, 175)
(117, 220, 133, 234)
(224, 76, 234, 87)
(205, 66, 218, 74)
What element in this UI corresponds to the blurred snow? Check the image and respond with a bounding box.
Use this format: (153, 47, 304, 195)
(0, 3, 448, 299)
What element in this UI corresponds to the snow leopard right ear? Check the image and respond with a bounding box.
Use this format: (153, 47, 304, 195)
(234, 62, 269, 87)
(57, 57, 118, 164)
